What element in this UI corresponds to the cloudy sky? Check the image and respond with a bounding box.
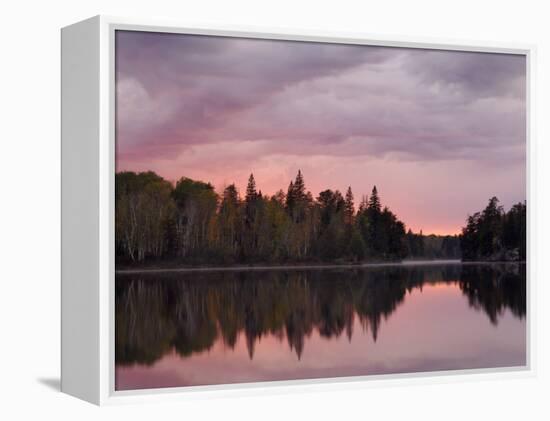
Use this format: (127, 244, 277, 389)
(115, 30, 526, 235)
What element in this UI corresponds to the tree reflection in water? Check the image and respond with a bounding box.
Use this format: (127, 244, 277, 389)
(115, 264, 525, 366)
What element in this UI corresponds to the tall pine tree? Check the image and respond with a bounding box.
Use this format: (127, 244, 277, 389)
(368, 186, 381, 212)
(245, 173, 257, 203)
(344, 186, 354, 225)
(285, 181, 295, 211)
(293, 170, 306, 201)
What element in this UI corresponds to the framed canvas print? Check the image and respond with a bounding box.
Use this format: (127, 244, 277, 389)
(61, 15, 534, 405)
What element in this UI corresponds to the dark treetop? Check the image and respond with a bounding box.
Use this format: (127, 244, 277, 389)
(115, 171, 524, 266)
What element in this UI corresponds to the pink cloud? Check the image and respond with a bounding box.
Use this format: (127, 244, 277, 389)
(115, 31, 526, 234)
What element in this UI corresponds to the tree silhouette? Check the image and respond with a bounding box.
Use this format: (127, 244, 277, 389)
(368, 186, 381, 213)
(461, 197, 524, 262)
(344, 186, 355, 226)
(115, 171, 524, 265)
(245, 173, 257, 202)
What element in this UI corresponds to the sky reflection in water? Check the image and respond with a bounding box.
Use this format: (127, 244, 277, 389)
(115, 263, 526, 390)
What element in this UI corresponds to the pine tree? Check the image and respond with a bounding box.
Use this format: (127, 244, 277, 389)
(368, 185, 381, 212)
(293, 170, 306, 201)
(285, 181, 295, 211)
(245, 173, 257, 203)
(364, 186, 385, 257)
(245, 174, 258, 225)
(461, 212, 480, 260)
(344, 186, 354, 225)
(288, 170, 309, 224)
(243, 174, 261, 259)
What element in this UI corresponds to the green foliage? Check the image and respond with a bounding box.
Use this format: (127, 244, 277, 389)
(172, 177, 218, 259)
(115, 170, 456, 265)
(115, 171, 175, 262)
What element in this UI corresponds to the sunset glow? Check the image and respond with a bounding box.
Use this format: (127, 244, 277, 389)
(115, 31, 526, 235)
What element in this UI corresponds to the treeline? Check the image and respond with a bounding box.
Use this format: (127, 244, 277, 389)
(115, 170, 460, 265)
(116, 264, 526, 364)
(461, 197, 526, 262)
(406, 231, 461, 260)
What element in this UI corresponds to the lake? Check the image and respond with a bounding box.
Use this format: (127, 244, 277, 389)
(115, 262, 526, 390)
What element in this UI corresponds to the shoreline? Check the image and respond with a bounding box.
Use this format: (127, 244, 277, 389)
(115, 259, 525, 274)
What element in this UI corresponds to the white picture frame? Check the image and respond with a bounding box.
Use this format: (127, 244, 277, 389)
(61, 15, 536, 405)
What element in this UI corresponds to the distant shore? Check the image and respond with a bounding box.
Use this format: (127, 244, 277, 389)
(115, 259, 525, 274)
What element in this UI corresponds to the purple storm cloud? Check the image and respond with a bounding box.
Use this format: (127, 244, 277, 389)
(115, 30, 526, 234)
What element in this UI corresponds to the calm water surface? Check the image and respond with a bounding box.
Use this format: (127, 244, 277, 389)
(115, 263, 526, 390)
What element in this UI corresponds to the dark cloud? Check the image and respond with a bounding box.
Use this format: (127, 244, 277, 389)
(116, 30, 392, 87)
(406, 48, 526, 99)
(115, 30, 526, 166)
(115, 31, 399, 148)
(115, 31, 526, 234)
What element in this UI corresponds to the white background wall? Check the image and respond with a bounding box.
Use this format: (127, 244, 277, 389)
(0, 0, 548, 419)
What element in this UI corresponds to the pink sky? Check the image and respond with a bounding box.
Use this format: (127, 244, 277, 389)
(115, 31, 526, 235)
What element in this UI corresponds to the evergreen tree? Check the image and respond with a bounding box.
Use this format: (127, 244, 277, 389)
(460, 197, 524, 261)
(293, 170, 306, 201)
(364, 185, 383, 256)
(116, 171, 526, 265)
(245, 173, 257, 203)
(243, 174, 260, 258)
(219, 184, 241, 259)
(285, 181, 295, 211)
(461, 213, 481, 260)
(478, 197, 503, 258)
(344, 186, 355, 225)
(288, 170, 309, 224)
(368, 186, 381, 213)
(244, 174, 259, 224)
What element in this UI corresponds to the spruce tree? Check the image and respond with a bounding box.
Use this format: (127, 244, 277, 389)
(245, 174, 258, 225)
(285, 181, 295, 211)
(289, 170, 309, 223)
(344, 186, 354, 225)
(244, 174, 259, 257)
(293, 170, 306, 201)
(368, 185, 381, 212)
(245, 173, 257, 203)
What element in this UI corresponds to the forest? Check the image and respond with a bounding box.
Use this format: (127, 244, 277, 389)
(115, 170, 523, 266)
(460, 196, 526, 261)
